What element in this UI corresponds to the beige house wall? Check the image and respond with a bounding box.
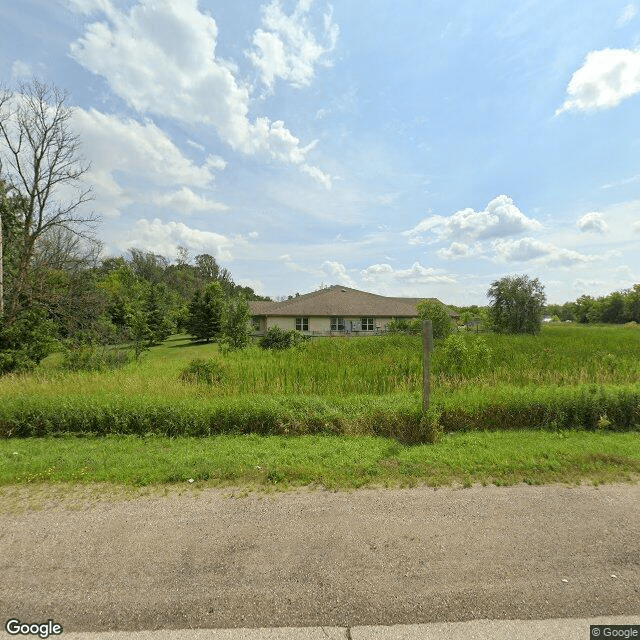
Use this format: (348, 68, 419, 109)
(261, 315, 402, 335)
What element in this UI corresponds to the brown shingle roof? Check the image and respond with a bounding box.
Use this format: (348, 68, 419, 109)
(249, 285, 458, 318)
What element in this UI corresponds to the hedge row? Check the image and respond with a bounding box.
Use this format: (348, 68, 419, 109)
(1, 385, 638, 443)
(0, 393, 423, 441)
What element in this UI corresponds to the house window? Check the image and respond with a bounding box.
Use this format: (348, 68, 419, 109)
(295, 317, 309, 331)
(330, 317, 345, 331)
(361, 317, 374, 331)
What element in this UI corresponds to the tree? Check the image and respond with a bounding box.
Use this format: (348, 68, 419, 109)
(0, 79, 97, 324)
(487, 274, 546, 334)
(143, 283, 174, 344)
(223, 295, 253, 349)
(187, 282, 226, 342)
(416, 299, 454, 339)
(0, 306, 57, 374)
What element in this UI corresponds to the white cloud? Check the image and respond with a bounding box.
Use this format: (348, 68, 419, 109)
(69, 0, 329, 185)
(618, 3, 638, 26)
(491, 237, 598, 266)
(151, 187, 229, 213)
(321, 260, 356, 286)
(121, 218, 235, 260)
(556, 48, 640, 114)
(247, 0, 339, 90)
(633, 220, 640, 233)
(73, 108, 224, 216)
(405, 195, 541, 245)
(577, 211, 609, 233)
(11, 60, 32, 80)
(205, 155, 227, 171)
(360, 262, 456, 285)
(437, 241, 483, 260)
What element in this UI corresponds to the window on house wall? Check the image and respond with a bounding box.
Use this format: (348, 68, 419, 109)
(361, 317, 374, 331)
(295, 317, 309, 331)
(330, 317, 345, 331)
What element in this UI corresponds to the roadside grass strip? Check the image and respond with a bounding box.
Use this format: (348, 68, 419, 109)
(1, 431, 639, 491)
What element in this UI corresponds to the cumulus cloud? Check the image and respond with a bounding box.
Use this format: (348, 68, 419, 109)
(491, 238, 598, 266)
(437, 242, 483, 260)
(121, 218, 235, 260)
(405, 195, 541, 245)
(69, 0, 329, 184)
(247, 0, 339, 90)
(556, 48, 640, 114)
(577, 211, 609, 233)
(72, 108, 226, 217)
(321, 260, 356, 286)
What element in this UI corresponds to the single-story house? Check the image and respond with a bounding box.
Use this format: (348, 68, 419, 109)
(248, 285, 459, 337)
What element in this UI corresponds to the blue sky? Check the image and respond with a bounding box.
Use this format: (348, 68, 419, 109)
(2, 0, 639, 305)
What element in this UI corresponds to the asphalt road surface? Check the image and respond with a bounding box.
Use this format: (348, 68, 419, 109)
(1, 483, 638, 633)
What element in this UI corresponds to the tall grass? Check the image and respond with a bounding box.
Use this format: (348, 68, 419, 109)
(3, 325, 638, 399)
(0, 325, 638, 442)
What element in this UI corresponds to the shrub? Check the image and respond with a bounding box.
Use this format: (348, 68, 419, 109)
(259, 326, 307, 350)
(179, 358, 228, 385)
(0, 307, 58, 375)
(60, 344, 133, 372)
(437, 333, 493, 378)
(387, 318, 421, 335)
(417, 299, 454, 339)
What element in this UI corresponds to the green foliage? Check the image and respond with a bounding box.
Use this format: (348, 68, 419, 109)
(143, 284, 174, 345)
(436, 333, 493, 378)
(259, 326, 307, 350)
(416, 299, 454, 339)
(60, 344, 132, 372)
(187, 282, 225, 343)
(0, 384, 638, 443)
(487, 274, 546, 334)
(179, 358, 228, 385)
(0, 307, 58, 375)
(386, 317, 421, 335)
(1, 325, 639, 443)
(223, 296, 253, 349)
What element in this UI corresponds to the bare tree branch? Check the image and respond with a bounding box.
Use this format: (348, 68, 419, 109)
(0, 78, 99, 323)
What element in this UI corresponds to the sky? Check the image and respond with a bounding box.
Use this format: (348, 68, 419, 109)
(1, 0, 640, 305)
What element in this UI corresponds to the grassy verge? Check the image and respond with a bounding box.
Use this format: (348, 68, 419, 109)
(1, 431, 639, 493)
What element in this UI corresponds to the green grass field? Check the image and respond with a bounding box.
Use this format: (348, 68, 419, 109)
(0, 323, 639, 492)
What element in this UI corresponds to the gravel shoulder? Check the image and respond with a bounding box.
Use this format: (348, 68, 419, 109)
(1, 482, 638, 632)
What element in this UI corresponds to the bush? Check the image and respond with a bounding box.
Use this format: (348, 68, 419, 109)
(0, 307, 58, 375)
(259, 326, 307, 350)
(436, 333, 493, 378)
(417, 299, 454, 339)
(179, 358, 228, 385)
(387, 318, 421, 335)
(60, 344, 133, 372)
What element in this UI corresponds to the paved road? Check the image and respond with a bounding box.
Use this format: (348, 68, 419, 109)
(0, 483, 638, 635)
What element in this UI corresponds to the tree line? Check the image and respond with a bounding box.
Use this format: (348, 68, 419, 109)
(0, 79, 267, 374)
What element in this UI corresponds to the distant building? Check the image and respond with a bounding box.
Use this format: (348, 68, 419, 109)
(249, 285, 459, 336)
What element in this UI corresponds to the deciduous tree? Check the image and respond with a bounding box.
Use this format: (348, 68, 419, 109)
(417, 299, 454, 339)
(487, 274, 546, 334)
(0, 79, 97, 324)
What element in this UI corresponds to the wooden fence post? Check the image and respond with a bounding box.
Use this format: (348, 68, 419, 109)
(422, 320, 433, 412)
